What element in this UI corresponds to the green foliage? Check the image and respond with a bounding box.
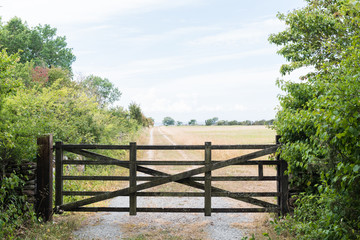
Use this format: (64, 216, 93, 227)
(129, 102, 153, 127)
(188, 119, 197, 126)
(0, 49, 20, 102)
(176, 121, 183, 126)
(163, 116, 175, 126)
(80, 74, 121, 107)
(215, 119, 274, 126)
(268, 0, 359, 75)
(0, 174, 36, 239)
(205, 117, 218, 126)
(0, 17, 75, 70)
(269, 0, 360, 239)
(0, 50, 20, 166)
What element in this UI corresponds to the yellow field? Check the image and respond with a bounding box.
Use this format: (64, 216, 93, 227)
(158, 125, 276, 145)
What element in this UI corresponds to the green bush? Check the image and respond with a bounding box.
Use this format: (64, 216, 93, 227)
(0, 174, 36, 239)
(269, 0, 360, 239)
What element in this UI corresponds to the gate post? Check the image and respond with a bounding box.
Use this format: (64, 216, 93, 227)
(279, 159, 289, 215)
(276, 135, 289, 216)
(36, 134, 53, 222)
(55, 142, 63, 209)
(129, 142, 137, 215)
(204, 142, 212, 216)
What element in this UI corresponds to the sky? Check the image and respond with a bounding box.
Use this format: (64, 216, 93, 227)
(1, 0, 307, 125)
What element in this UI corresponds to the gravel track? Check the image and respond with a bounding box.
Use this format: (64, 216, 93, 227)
(73, 127, 256, 239)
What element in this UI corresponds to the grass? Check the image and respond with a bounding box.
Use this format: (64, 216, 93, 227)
(15, 213, 83, 240)
(120, 219, 208, 240)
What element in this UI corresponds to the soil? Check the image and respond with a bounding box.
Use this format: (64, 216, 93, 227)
(72, 127, 274, 240)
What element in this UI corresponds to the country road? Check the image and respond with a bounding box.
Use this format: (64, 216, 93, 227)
(73, 126, 273, 239)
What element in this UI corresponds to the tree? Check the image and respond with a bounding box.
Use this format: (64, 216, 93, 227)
(268, 0, 355, 75)
(162, 117, 175, 126)
(80, 75, 121, 107)
(129, 103, 143, 125)
(0, 50, 19, 106)
(205, 117, 218, 126)
(188, 119, 197, 126)
(0, 17, 76, 70)
(269, 0, 360, 238)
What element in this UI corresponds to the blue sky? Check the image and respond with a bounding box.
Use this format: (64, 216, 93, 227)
(1, 0, 306, 124)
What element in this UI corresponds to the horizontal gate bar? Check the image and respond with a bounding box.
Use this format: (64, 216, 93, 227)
(63, 191, 280, 197)
(136, 160, 280, 166)
(62, 176, 278, 181)
(68, 207, 279, 213)
(59, 144, 277, 150)
(62, 160, 280, 166)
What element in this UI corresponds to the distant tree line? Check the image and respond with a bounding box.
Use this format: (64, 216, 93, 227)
(162, 116, 274, 126)
(213, 119, 274, 126)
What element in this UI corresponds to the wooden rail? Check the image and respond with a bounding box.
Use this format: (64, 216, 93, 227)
(54, 139, 289, 216)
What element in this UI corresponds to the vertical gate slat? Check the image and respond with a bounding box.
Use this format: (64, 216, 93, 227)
(55, 141, 64, 208)
(204, 142, 212, 216)
(276, 135, 281, 215)
(258, 163, 264, 180)
(129, 142, 137, 215)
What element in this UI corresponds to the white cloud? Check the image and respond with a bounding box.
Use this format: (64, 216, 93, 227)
(0, 0, 202, 25)
(74, 47, 278, 81)
(189, 17, 285, 46)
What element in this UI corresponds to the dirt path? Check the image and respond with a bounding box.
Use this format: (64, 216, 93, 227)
(73, 127, 268, 239)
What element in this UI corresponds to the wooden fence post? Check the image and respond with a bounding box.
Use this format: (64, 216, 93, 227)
(55, 142, 63, 209)
(129, 142, 137, 215)
(204, 142, 212, 216)
(36, 134, 53, 222)
(276, 135, 281, 213)
(279, 159, 289, 215)
(276, 135, 289, 216)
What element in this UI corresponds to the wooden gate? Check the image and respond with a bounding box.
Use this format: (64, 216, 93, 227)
(54, 138, 289, 216)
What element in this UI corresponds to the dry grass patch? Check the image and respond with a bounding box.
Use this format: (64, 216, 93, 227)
(121, 219, 209, 240)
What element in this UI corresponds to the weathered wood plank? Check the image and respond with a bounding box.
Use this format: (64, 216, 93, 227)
(62, 159, 280, 166)
(204, 142, 212, 216)
(280, 159, 289, 216)
(62, 191, 280, 197)
(60, 144, 130, 150)
(258, 163, 264, 180)
(60, 144, 277, 150)
(62, 176, 129, 181)
(63, 160, 125, 166)
(36, 135, 54, 222)
(129, 142, 137, 215)
(55, 142, 63, 209)
(68, 207, 279, 213)
(191, 176, 278, 181)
